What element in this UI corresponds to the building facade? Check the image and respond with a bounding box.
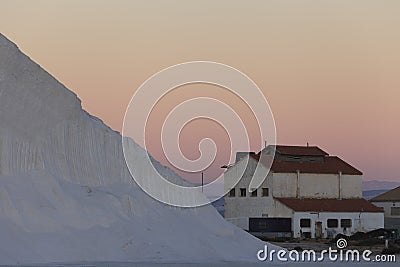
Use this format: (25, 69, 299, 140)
(224, 145, 384, 238)
(371, 186, 400, 231)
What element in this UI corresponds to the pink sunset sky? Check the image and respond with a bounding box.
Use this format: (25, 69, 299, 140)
(1, 1, 399, 183)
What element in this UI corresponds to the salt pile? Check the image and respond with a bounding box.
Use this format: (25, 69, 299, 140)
(0, 33, 271, 265)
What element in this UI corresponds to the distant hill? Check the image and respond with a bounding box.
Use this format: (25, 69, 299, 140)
(211, 198, 225, 216)
(362, 180, 400, 191)
(363, 189, 390, 200)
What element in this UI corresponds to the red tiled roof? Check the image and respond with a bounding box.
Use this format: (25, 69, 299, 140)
(275, 198, 383, 213)
(273, 156, 362, 175)
(274, 145, 328, 156)
(250, 154, 362, 175)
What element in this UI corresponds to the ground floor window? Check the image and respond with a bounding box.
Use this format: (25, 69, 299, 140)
(327, 219, 338, 228)
(340, 219, 352, 228)
(249, 218, 291, 232)
(300, 218, 311, 227)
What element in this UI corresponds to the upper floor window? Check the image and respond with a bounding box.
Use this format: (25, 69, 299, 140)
(391, 207, 400, 216)
(229, 188, 235, 197)
(240, 188, 246, 197)
(251, 189, 257, 197)
(262, 188, 269, 197)
(327, 219, 338, 228)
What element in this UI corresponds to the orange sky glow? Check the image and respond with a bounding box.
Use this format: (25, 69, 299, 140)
(1, 0, 399, 183)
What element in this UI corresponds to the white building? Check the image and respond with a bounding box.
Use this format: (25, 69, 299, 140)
(224, 145, 384, 238)
(371, 186, 400, 231)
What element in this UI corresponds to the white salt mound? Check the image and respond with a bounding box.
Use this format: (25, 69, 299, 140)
(0, 33, 273, 265)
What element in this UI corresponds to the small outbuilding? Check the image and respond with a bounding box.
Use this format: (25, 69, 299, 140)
(370, 186, 400, 231)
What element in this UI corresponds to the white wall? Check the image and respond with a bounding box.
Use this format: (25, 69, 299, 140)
(341, 174, 362, 198)
(292, 212, 384, 238)
(271, 173, 297, 198)
(223, 155, 364, 233)
(223, 155, 256, 193)
(224, 155, 362, 201)
(371, 201, 400, 218)
(299, 173, 339, 198)
(273, 173, 362, 199)
(224, 156, 293, 230)
(225, 196, 293, 230)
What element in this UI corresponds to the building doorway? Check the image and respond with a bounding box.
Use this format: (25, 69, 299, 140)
(315, 221, 322, 239)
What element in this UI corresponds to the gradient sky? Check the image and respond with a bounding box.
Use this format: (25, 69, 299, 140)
(1, 0, 399, 183)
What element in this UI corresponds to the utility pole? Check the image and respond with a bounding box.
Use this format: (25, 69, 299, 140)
(201, 172, 204, 192)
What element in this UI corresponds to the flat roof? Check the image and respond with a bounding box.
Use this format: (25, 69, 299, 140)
(274, 145, 328, 156)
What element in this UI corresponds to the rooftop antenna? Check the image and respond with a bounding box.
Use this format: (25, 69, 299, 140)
(264, 140, 267, 149)
(307, 142, 309, 147)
